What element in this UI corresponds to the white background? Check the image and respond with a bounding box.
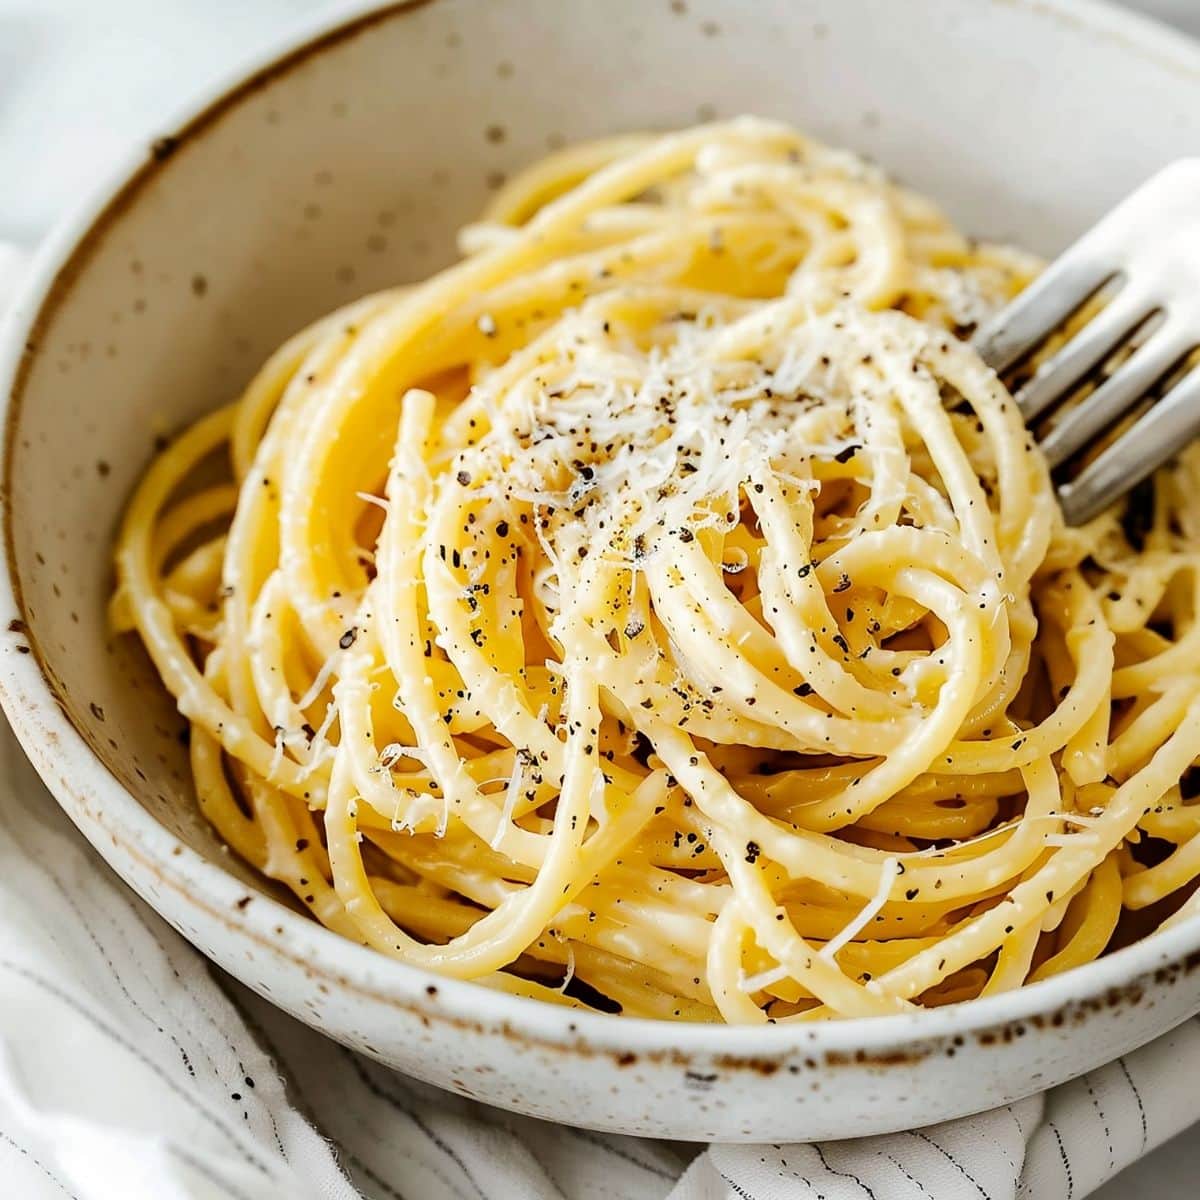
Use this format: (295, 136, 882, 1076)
(0, 1, 1196, 1195)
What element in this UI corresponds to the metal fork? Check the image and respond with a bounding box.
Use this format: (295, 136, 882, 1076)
(973, 160, 1200, 526)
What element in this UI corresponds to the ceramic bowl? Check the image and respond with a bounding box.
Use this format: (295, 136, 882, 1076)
(3, 0, 1200, 1143)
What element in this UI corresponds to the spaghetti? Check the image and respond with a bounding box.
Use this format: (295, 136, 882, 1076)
(113, 118, 1200, 1022)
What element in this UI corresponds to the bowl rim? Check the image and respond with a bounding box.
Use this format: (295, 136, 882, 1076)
(3, 0, 1200, 1060)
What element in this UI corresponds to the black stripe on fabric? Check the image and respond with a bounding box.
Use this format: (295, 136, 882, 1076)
(566, 1126, 676, 1181)
(1084, 1077, 1113, 1172)
(716, 1169, 760, 1200)
(214, 981, 299, 1160)
(346, 1151, 412, 1200)
(220, 990, 400, 1200)
(1049, 1122, 1074, 1200)
(0, 800, 218, 1087)
(814, 1143, 877, 1199)
(1117, 1057, 1148, 1152)
(969, 1118, 1019, 1177)
(883, 1151, 934, 1198)
(116, 906, 301, 1176)
(343, 1049, 485, 1200)
(762, 1150, 820, 1196)
(42, 870, 203, 1082)
(0, 807, 82, 962)
(124, 895, 250, 1085)
(0, 1129, 80, 1199)
(10, 797, 265, 1118)
(908, 1130, 991, 1200)
(169, 1143, 264, 1200)
(1005, 1104, 1026, 1141)
(0, 804, 270, 1181)
(0, 959, 273, 1178)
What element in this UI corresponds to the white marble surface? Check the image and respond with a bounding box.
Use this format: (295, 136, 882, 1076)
(1, 1, 1198, 1194)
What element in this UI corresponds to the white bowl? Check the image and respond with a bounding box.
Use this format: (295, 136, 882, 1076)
(3, 0, 1200, 1143)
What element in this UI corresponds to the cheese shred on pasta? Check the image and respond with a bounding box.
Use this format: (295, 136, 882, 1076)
(113, 119, 1200, 1023)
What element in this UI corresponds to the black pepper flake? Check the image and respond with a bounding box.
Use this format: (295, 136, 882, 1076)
(631, 732, 655, 767)
(456, 470, 472, 486)
(744, 841, 761, 864)
(339, 628, 357, 649)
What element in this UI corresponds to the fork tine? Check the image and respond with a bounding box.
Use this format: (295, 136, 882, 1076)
(1058, 366, 1200, 526)
(1013, 288, 1157, 422)
(1038, 323, 1191, 468)
(973, 256, 1111, 374)
(976, 160, 1200, 378)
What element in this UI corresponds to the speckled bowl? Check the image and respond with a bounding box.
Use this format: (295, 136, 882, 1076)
(3, 0, 1200, 1143)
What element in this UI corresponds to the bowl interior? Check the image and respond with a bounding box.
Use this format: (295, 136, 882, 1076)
(8, 0, 1200, 961)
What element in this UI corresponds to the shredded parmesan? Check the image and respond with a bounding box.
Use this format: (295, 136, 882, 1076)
(820, 857, 902, 961)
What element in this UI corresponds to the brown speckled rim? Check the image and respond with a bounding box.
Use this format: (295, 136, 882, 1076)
(2, 0, 1200, 1069)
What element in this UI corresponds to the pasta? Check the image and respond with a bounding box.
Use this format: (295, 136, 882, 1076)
(112, 118, 1200, 1023)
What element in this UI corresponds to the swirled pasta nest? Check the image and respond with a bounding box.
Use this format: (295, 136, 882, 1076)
(114, 118, 1200, 1022)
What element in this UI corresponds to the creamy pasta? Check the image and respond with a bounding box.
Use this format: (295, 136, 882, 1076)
(112, 118, 1200, 1022)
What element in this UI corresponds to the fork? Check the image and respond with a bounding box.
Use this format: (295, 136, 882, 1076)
(972, 160, 1200, 526)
